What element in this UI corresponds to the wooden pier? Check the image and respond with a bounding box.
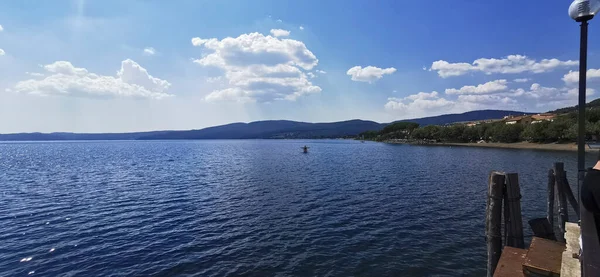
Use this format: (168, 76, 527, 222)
(486, 163, 586, 277)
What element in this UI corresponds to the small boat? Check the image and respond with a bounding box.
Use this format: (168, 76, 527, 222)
(301, 146, 309, 153)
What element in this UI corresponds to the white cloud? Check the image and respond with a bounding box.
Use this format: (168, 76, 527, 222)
(346, 66, 396, 83)
(191, 37, 211, 46)
(525, 83, 594, 100)
(457, 94, 516, 105)
(276, 19, 283, 23)
(0, 24, 3, 32)
(206, 76, 223, 83)
(405, 91, 439, 100)
(11, 59, 172, 99)
(384, 91, 455, 116)
(384, 90, 519, 118)
(270, 29, 290, 37)
(299, 26, 304, 30)
(513, 78, 531, 83)
(192, 32, 320, 102)
(445, 79, 508, 95)
(143, 47, 156, 56)
(430, 55, 578, 78)
(316, 70, 326, 74)
(0, 49, 4, 56)
(25, 72, 45, 77)
(307, 72, 316, 78)
(562, 69, 600, 84)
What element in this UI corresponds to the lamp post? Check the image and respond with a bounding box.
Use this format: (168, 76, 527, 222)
(569, 1, 600, 276)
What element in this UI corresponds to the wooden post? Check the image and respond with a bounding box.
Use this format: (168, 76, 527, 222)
(561, 173, 580, 219)
(554, 162, 568, 242)
(486, 171, 505, 277)
(547, 169, 555, 230)
(504, 173, 524, 248)
(528, 218, 556, 241)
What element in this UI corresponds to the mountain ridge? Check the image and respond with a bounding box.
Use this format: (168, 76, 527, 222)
(0, 110, 534, 141)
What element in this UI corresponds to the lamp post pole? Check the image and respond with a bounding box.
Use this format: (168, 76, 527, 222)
(577, 17, 588, 224)
(569, 1, 600, 276)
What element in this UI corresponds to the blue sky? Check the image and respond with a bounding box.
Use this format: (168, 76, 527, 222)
(0, 0, 599, 132)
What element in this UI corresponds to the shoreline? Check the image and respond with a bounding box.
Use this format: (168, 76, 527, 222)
(386, 141, 595, 152)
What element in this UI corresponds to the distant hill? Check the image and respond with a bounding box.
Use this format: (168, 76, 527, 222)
(139, 120, 384, 139)
(0, 110, 532, 141)
(0, 131, 171, 141)
(397, 110, 536, 126)
(551, 98, 600, 114)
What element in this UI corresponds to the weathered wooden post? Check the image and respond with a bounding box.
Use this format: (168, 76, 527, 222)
(547, 169, 555, 229)
(486, 171, 505, 277)
(554, 162, 569, 242)
(561, 174, 580, 219)
(503, 173, 524, 249)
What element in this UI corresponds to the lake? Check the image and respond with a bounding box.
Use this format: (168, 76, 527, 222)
(0, 140, 595, 276)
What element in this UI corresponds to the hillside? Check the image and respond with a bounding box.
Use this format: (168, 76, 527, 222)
(0, 131, 171, 141)
(398, 110, 536, 126)
(139, 120, 384, 139)
(551, 98, 600, 114)
(0, 110, 531, 141)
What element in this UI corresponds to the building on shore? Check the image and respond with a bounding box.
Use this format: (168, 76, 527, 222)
(504, 113, 556, 125)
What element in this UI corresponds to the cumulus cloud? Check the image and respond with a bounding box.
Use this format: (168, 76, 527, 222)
(405, 91, 439, 100)
(270, 29, 290, 37)
(430, 55, 578, 78)
(385, 91, 456, 116)
(457, 94, 516, 105)
(11, 59, 172, 99)
(143, 47, 156, 56)
(0, 49, 4, 56)
(525, 83, 594, 100)
(445, 79, 508, 95)
(25, 72, 44, 77)
(206, 76, 223, 83)
(316, 70, 326, 74)
(562, 69, 600, 84)
(513, 78, 531, 83)
(191, 32, 320, 102)
(385, 90, 519, 117)
(346, 66, 396, 83)
(299, 26, 304, 30)
(307, 72, 316, 79)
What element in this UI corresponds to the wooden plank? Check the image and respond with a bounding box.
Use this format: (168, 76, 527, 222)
(547, 169, 555, 230)
(528, 218, 556, 241)
(554, 162, 568, 242)
(504, 173, 524, 248)
(493, 247, 528, 277)
(523, 237, 565, 277)
(487, 171, 505, 277)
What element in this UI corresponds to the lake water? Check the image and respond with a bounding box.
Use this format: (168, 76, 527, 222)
(0, 140, 595, 276)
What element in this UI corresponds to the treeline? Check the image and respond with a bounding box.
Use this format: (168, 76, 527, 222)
(361, 109, 600, 143)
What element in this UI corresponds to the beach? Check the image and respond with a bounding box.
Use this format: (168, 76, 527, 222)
(410, 141, 594, 152)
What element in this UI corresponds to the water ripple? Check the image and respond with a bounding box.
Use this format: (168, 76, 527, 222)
(0, 140, 592, 276)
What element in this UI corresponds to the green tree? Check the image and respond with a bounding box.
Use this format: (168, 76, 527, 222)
(381, 122, 419, 134)
(521, 121, 550, 142)
(462, 126, 480, 142)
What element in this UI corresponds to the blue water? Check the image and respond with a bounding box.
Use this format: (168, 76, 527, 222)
(0, 140, 594, 276)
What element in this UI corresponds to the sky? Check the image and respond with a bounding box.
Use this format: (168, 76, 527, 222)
(1, 0, 600, 133)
